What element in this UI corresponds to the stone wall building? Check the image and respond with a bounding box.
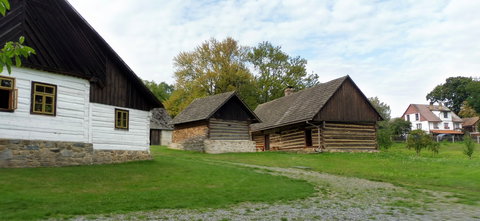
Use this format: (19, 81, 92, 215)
(0, 0, 162, 168)
(171, 92, 260, 153)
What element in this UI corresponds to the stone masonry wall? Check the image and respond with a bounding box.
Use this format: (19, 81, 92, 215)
(204, 140, 256, 154)
(171, 139, 256, 154)
(0, 139, 151, 168)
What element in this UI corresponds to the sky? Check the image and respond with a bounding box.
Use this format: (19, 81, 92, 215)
(68, 0, 480, 117)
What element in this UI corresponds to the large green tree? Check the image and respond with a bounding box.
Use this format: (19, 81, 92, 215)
(143, 80, 174, 102)
(465, 80, 480, 114)
(165, 38, 256, 116)
(247, 41, 318, 103)
(368, 96, 391, 120)
(426, 77, 474, 113)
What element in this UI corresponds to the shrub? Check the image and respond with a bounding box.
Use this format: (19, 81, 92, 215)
(377, 127, 393, 149)
(463, 134, 475, 159)
(406, 130, 439, 155)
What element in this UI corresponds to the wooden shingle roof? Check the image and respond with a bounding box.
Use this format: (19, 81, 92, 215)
(251, 76, 360, 131)
(463, 117, 479, 127)
(171, 91, 260, 125)
(0, 0, 162, 108)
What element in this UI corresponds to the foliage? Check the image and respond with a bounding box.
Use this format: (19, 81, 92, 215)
(143, 80, 174, 102)
(165, 38, 256, 116)
(426, 77, 474, 113)
(0, 2, 35, 74)
(458, 101, 478, 118)
(389, 118, 412, 136)
(0, 147, 314, 220)
(165, 38, 318, 116)
(465, 80, 480, 114)
(376, 121, 393, 149)
(247, 41, 318, 104)
(463, 133, 475, 159)
(368, 96, 391, 120)
(406, 130, 439, 155)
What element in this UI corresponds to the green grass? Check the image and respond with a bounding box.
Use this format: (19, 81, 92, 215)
(160, 142, 480, 205)
(0, 149, 314, 220)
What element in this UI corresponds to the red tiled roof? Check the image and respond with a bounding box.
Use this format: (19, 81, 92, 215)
(430, 130, 464, 134)
(402, 104, 463, 122)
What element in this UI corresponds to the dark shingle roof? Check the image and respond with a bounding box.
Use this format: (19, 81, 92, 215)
(150, 108, 173, 130)
(251, 76, 348, 131)
(171, 91, 260, 125)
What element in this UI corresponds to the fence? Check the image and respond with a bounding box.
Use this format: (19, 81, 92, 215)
(391, 134, 480, 143)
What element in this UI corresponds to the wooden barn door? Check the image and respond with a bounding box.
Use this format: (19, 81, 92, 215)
(322, 122, 376, 150)
(150, 129, 161, 145)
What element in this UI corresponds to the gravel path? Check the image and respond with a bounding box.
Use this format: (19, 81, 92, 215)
(71, 161, 480, 221)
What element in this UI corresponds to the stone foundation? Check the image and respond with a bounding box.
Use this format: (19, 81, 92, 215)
(0, 139, 152, 168)
(171, 138, 256, 154)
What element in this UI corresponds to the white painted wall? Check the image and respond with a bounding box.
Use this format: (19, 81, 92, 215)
(161, 130, 172, 146)
(0, 68, 90, 142)
(0, 68, 152, 152)
(405, 111, 462, 134)
(90, 103, 150, 151)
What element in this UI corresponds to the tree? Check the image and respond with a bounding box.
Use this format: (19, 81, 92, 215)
(143, 80, 174, 102)
(406, 130, 440, 155)
(247, 41, 318, 104)
(463, 133, 475, 159)
(426, 77, 474, 113)
(165, 37, 256, 116)
(389, 118, 412, 136)
(368, 97, 391, 120)
(458, 101, 478, 118)
(465, 80, 480, 114)
(376, 121, 393, 149)
(0, 1, 35, 75)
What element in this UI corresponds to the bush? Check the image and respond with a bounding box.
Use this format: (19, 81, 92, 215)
(377, 128, 393, 149)
(406, 130, 439, 155)
(463, 134, 475, 159)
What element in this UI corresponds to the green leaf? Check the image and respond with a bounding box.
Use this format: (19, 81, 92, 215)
(6, 63, 11, 74)
(19, 36, 24, 44)
(15, 55, 21, 67)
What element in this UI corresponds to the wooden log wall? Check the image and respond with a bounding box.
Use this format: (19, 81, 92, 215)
(252, 134, 264, 150)
(209, 119, 250, 140)
(323, 122, 377, 150)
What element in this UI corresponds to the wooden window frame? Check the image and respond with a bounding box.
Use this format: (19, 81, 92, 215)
(0, 76, 17, 112)
(115, 108, 129, 130)
(30, 82, 57, 116)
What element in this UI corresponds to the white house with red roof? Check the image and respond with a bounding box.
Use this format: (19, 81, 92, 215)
(401, 103, 463, 135)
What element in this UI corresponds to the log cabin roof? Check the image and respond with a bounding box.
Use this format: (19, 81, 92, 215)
(171, 91, 260, 125)
(251, 75, 382, 131)
(0, 0, 162, 109)
(462, 117, 479, 127)
(150, 108, 174, 130)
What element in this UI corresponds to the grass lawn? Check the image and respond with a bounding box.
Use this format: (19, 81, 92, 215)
(158, 142, 480, 205)
(0, 151, 314, 220)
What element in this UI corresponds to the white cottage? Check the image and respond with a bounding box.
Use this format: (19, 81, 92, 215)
(401, 103, 463, 135)
(0, 0, 163, 168)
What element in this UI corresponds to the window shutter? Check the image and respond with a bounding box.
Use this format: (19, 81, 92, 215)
(12, 89, 18, 110)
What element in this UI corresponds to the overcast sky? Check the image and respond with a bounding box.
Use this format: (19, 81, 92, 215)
(68, 0, 480, 117)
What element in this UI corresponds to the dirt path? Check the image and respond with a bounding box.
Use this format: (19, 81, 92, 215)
(71, 162, 480, 221)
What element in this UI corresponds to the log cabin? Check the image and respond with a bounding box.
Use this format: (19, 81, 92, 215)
(251, 76, 383, 152)
(171, 91, 260, 153)
(0, 0, 163, 168)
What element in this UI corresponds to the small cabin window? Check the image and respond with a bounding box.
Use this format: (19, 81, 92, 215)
(415, 113, 419, 121)
(31, 82, 56, 116)
(115, 109, 129, 129)
(0, 76, 17, 111)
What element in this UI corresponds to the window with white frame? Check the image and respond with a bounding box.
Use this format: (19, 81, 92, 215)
(416, 123, 422, 129)
(415, 113, 419, 121)
(444, 123, 449, 129)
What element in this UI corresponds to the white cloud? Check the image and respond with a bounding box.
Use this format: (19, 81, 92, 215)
(68, 0, 480, 117)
